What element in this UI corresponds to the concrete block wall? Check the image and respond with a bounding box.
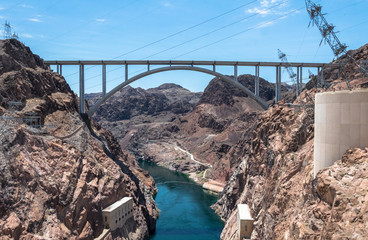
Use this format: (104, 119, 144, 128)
(314, 89, 368, 177)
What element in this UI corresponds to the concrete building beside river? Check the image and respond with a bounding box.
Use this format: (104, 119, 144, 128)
(102, 197, 133, 231)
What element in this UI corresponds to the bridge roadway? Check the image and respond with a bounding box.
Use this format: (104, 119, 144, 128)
(45, 60, 341, 116)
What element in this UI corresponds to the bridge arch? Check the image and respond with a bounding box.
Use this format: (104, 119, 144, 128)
(87, 66, 269, 116)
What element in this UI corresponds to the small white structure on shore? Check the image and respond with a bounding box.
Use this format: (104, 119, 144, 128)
(102, 197, 133, 231)
(237, 204, 254, 240)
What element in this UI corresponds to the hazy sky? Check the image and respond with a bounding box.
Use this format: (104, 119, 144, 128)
(1, 0, 368, 93)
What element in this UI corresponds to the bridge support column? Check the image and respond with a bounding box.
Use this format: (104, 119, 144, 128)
(213, 64, 216, 72)
(300, 67, 303, 94)
(278, 66, 282, 101)
(234, 65, 238, 81)
(255, 65, 260, 97)
(57, 64, 60, 74)
(275, 66, 282, 103)
(125, 64, 128, 82)
(102, 64, 106, 96)
(321, 66, 325, 86)
(79, 64, 85, 114)
(275, 66, 278, 103)
(296, 67, 300, 97)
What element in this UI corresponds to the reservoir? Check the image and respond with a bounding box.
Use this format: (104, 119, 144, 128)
(139, 161, 223, 240)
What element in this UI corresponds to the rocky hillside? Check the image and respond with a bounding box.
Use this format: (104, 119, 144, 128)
(198, 74, 278, 106)
(86, 83, 202, 122)
(0, 39, 158, 239)
(214, 44, 368, 239)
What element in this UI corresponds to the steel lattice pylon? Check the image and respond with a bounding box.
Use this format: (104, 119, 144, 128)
(305, 0, 347, 57)
(3, 21, 12, 39)
(278, 49, 297, 82)
(305, 0, 368, 79)
(278, 49, 301, 96)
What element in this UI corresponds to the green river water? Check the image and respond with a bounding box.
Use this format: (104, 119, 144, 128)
(139, 161, 224, 240)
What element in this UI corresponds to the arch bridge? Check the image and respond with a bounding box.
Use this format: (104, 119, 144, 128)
(44, 60, 340, 116)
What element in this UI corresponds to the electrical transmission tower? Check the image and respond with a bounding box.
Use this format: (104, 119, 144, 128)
(3, 21, 12, 39)
(305, 0, 368, 79)
(278, 49, 301, 97)
(2, 21, 20, 41)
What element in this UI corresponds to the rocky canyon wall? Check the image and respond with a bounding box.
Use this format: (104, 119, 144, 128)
(215, 44, 368, 240)
(0, 39, 158, 240)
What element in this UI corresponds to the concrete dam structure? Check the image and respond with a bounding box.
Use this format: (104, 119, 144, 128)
(314, 89, 368, 177)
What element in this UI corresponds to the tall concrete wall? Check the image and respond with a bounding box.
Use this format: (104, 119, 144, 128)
(314, 89, 368, 177)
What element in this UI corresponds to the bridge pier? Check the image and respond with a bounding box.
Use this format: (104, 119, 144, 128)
(56, 64, 63, 75)
(255, 65, 260, 97)
(79, 64, 85, 114)
(318, 66, 325, 86)
(102, 64, 107, 96)
(275, 66, 282, 103)
(296, 67, 300, 97)
(234, 65, 238, 81)
(299, 66, 303, 95)
(125, 64, 128, 82)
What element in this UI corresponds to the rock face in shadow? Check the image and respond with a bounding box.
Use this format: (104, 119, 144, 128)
(213, 44, 368, 239)
(198, 74, 278, 106)
(0, 39, 158, 240)
(86, 83, 202, 122)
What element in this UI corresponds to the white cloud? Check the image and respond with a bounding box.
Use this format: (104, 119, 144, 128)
(0, 15, 4, 19)
(255, 15, 288, 29)
(28, 18, 42, 22)
(248, 7, 271, 16)
(247, 0, 290, 16)
(162, 1, 173, 7)
(0, 7, 4, 11)
(96, 19, 106, 22)
(20, 4, 34, 8)
(256, 20, 276, 29)
(21, 33, 33, 38)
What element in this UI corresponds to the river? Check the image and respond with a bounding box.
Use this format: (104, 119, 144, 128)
(139, 161, 223, 240)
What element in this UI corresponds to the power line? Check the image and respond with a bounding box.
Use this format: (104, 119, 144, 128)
(16, 0, 66, 27)
(294, 25, 309, 62)
(64, 0, 258, 80)
(144, 1, 285, 59)
(172, 7, 303, 59)
(306, 0, 368, 80)
(46, 0, 137, 43)
(340, 18, 368, 32)
(1, 0, 27, 14)
(73, 2, 298, 91)
(111, 0, 258, 60)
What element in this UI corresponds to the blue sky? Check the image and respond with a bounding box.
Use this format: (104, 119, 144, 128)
(1, 0, 368, 93)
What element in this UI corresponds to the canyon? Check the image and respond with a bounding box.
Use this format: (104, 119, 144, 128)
(88, 43, 368, 240)
(1, 38, 368, 240)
